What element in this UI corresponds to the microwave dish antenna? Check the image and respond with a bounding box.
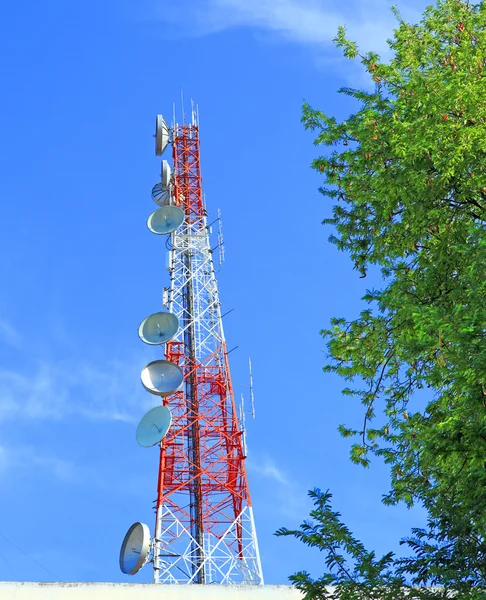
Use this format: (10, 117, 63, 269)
(138, 311, 179, 345)
(155, 115, 170, 156)
(119, 522, 151, 575)
(161, 160, 171, 189)
(136, 405, 172, 447)
(151, 183, 172, 207)
(141, 360, 184, 396)
(147, 206, 185, 235)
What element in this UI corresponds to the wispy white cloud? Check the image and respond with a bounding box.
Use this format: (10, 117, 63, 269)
(0, 356, 152, 424)
(0, 445, 75, 483)
(0, 317, 150, 425)
(154, 0, 426, 57)
(0, 317, 157, 499)
(251, 457, 290, 485)
(0, 318, 22, 348)
(0, 443, 154, 501)
(249, 456, 309, 519)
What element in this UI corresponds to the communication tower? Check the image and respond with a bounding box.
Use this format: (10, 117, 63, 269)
(119, 109, 264, 585)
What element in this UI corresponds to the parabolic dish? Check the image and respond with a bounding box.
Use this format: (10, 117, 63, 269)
(155, 115, 169, 156)
(119, 522, 151, 575)
(151, 182, 172, 207)
(161, 160, 171, 188)
(141, 360, 184, 396)
(136, 405, 172, 447)
(147, 206, 185, 235)
(138, 311, 179, 345)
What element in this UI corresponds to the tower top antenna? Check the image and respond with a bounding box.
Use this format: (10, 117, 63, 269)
(180, 89, 185, 125)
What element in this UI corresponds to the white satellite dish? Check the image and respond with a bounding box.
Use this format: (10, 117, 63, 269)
(138, 311, 179, 345)
(161, 160, 171, 189)
(151, 183, 172, 207)
(147, 206, 185, 235)
(155, 115, 169, 156)
(141, 360, 184, 396)
(119, 522, 151, 575)
(136, 405, 172, 447)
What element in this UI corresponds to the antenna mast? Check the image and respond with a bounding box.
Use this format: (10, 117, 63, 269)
(119, 109, 264, 586)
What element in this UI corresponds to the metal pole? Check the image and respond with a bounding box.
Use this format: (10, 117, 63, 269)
(181, 174, 205, 584)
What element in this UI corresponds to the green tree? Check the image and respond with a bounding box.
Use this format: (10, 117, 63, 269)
(277, 0, 486, 597)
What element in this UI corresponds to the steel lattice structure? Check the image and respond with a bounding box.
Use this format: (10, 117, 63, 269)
(151, 115, 263, 585)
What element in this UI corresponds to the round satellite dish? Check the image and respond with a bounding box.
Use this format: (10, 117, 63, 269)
(161, 160, 171, 189)
(141, 360, 184, 396)
(138, 311, 179, 345)
(151, 182, 172, 207)
(119, 522, 151, 575)
(136, 405, 172, 447)
(155, 115, 169, 156)
(147, 206, 185, 235)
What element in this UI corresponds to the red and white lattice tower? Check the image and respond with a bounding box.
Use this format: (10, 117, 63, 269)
(151, 109, 264, 585)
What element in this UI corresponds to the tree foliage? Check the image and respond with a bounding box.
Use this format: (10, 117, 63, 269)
(278, 0, 486, 596)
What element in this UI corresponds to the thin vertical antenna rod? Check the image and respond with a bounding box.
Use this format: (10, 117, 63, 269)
(249, 358, 255, 419)
(217, 208, 225, 269)
(181, 89, 185, 125)
(240, 393, 248, 458)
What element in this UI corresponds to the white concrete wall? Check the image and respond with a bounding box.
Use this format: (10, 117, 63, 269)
(0, 582, 303, 600)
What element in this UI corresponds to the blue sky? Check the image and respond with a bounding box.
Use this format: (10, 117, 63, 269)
(0, 0, 431, 585)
